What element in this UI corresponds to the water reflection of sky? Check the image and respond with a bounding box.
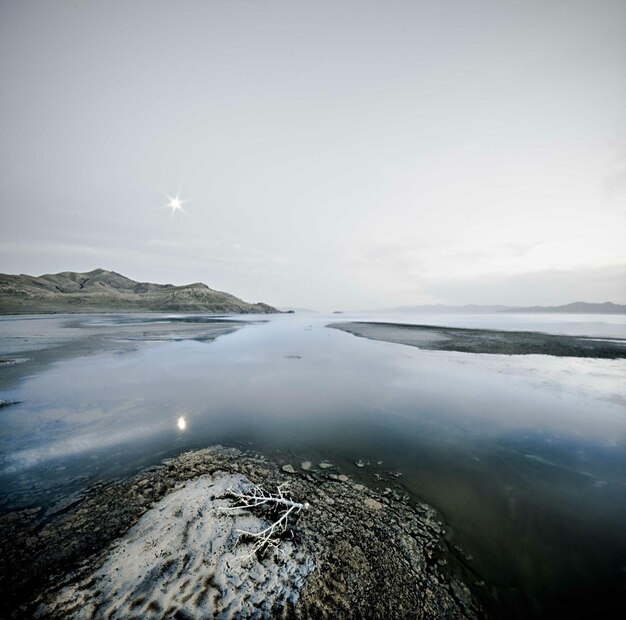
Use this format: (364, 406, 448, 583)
(1, 314, 624, 497)
(0, 313, 625, 617)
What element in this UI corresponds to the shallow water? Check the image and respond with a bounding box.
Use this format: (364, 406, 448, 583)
(1, 313, 625, 618)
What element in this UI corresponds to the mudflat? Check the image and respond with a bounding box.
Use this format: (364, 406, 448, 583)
(329, 321, 626, 359)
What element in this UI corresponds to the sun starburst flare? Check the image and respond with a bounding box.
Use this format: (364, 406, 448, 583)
(166, 194, 186, 214)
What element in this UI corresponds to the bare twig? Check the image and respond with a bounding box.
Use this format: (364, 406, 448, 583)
(220, 483, 309, 560)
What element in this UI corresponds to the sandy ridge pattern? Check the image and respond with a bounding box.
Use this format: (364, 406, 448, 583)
(44, 473, 314, 619)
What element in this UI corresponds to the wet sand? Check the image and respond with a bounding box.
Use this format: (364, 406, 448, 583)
(328, 321, 626, 359)
(1, 446, 481, 619)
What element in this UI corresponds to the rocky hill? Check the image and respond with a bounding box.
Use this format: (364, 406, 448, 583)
(0, 269, 278, 314)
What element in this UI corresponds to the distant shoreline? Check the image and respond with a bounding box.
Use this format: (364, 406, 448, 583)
(0, 308, 279, 316)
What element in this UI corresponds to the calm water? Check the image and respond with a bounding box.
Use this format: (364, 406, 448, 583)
(1, 313, 625, 617)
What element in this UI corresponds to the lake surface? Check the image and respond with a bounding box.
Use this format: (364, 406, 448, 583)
(1, 312, 625, 618)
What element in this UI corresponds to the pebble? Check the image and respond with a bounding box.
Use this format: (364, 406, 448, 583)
(355, 460, 365, 468)
(364, 498, 383, 510)
(319, 461, 333, 469)
(281, 464, 296, 474)
(300, 461, 312, 471)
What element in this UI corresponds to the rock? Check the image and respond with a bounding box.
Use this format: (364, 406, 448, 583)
(364, 498, 383, 510)
(300, 461, 312, 471)
(319, 461, 333, 469)
(355, 460, 366, 468)
(281, 464, 296, 474)
(353, 484, 365, 492)
(0, 399, 20, 409)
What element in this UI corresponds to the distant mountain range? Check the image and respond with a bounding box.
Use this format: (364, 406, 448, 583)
(502, 302, 626, 314)
(386, 304, 510, 314)
(384, 302, 626, 314)
(0, 269, 278, 314)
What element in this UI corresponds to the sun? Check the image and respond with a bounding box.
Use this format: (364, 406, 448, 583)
(166, 194, 185, 214)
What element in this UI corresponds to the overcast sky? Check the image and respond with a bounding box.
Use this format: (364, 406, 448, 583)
(1, 1, 624, 310)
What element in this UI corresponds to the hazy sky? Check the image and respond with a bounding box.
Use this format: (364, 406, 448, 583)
(1, 1, 624, 310)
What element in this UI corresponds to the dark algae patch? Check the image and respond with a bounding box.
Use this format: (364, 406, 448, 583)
(329, 322, 626, 359)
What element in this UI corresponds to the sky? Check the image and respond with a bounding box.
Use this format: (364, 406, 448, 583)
(1, 0, 624, 311)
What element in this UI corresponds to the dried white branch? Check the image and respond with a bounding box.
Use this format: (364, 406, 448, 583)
(219, 482, 309, 561)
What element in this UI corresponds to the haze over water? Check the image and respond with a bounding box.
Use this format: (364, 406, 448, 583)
(1, 313, 625, 618)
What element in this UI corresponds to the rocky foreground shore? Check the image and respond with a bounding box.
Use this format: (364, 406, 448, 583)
(1, 446, 483, 619)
